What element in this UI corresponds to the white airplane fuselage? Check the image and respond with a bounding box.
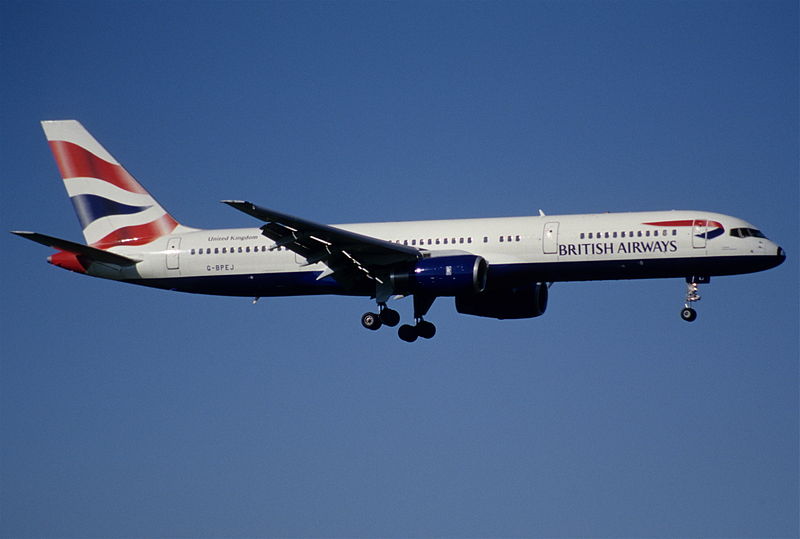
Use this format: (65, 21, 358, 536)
(92, 210, 783, 297)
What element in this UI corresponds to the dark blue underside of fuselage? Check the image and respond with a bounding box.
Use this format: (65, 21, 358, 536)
(123, 254, 783, 298)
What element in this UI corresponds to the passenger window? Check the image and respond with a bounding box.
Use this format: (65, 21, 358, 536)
(588, 233, 593, 239)
(483, 236, 488, 243)
(637, 231, 642, 237)
(467, 238, 472, 244)
(499, 236, 504, 242)
(654, 230, 659, 237)
(411, 240, 415, 246)
(214, 248, 219, 254)
(459, 238, 464, 244)
(672, 229, 677, 236)
(621, 231, 626, 238)
(435, 239, 440, 245)
(443, 238, 448, 245)
(580, 233, 585, 239)
(515, 235, 520, 242)
(613, 232, 618, 238)
(238, 247, 243, 253)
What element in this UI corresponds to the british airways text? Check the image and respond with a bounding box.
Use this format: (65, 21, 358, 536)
(559, 240, 678, 256)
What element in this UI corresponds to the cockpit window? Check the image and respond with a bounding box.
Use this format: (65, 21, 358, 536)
(730, 227, 767, 239)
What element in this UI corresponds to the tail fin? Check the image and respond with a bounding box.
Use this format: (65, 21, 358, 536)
(41, 120, 182, 248)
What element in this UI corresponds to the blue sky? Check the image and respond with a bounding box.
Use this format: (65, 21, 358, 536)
(1, 1, 797, 537)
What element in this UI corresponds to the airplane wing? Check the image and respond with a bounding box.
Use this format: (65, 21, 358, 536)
(222, 200, 421, 290)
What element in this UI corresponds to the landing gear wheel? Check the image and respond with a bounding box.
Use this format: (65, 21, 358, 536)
(680, 307, 697, 322)
(398, 324, 418, 342)
(380, 308, 400, 327)
(361, 312, 383, 331)
(416, 320, 436, 339)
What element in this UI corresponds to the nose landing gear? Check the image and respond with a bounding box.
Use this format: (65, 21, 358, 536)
(680, 276, 708, 322)
(680, 306, 698, 322)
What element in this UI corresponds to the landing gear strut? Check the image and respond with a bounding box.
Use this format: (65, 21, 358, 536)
(398, 294, 437, 342)
(680, 276, 708, 322)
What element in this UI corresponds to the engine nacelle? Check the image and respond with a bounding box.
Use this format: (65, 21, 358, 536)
(455, 283, 548, 319)
(391, 255, 488, 296)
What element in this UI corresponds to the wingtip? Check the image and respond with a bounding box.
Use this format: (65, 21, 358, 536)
(222, 200, 258, 211)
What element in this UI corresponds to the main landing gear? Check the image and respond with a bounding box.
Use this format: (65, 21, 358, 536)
(361, 305, 400, 331)
(680, 276, 708, 322)
(361, 294, 437, 342)
(398, 319, 436, 343)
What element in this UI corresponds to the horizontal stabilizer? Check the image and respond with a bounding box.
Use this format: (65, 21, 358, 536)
(11, 231, 140, 265)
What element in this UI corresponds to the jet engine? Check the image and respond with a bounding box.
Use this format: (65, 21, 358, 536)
(390, 254, 488, 296)
(455, 283, 548, 319)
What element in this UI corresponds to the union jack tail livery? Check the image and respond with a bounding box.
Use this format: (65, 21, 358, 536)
(42, 120, 185, 248)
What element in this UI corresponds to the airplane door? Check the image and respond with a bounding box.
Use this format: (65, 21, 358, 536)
(166, 237, 181, 269)
(692, 220, 707, 249)
(543, 222, 559, 254)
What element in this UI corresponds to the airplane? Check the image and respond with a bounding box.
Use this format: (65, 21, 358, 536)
(13, 120, 786, 341)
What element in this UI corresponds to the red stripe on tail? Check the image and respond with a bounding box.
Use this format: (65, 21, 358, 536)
(92, 214, 179, 248)
(49, 140, 148, 194)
